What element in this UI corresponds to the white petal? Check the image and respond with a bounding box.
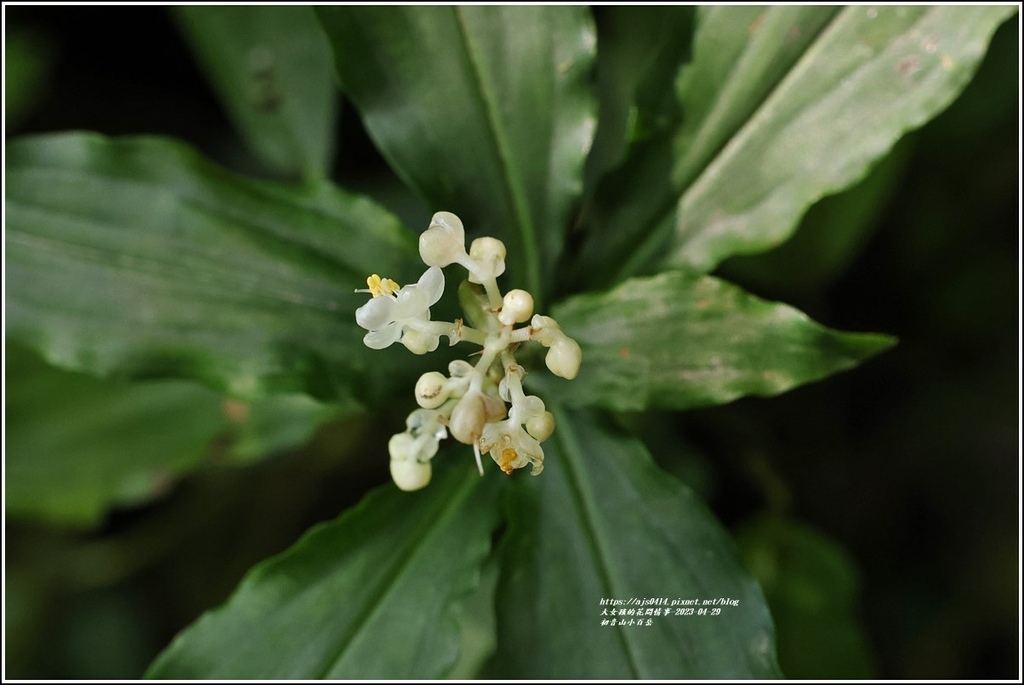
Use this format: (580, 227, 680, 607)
(394, 283, 429, 318)
(363, 322, 403, 349)
(416, 266, 445, 305)
(355, 296, 395, 330)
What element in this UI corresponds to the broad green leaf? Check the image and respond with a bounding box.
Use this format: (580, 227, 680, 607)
(671, 6, 838, 195)
(577, 6, 836, 288)
(718, 134, 913, 297)
(488, 407, 781, 679)
(316, 6, 597, 301)
(736, 515, 876, 679)
(173, 6, 338, 179)
(531, 271, 895, 412)
(668, 5, 1017, 273)
(5, 343, 228, 528)
(5, 132, 420, 404)
(145, 460, 501, 679)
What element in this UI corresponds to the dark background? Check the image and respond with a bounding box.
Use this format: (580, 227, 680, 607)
(5, 6, 1020, 679)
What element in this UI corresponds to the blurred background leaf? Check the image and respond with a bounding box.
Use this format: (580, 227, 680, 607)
(531, 271, 894, 412)
(5, 343, 227, 528)
(316, 6, 597, 302)
(736, 515, 876, 679)
(146, 460, 501, 679)
(581, 6, 694, 193)
(223, 393, 346, 464)
(173, 6, 337, 180)
(5, 132, 420, 405)
(5, 25, 57, 129)
(488, 408, 781, 679)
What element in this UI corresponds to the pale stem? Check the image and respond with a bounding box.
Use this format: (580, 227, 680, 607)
(501, 349, 528, 406)
(408, 320, 488, 346)
(509, 325, 534, 344)
(473, 442, 484, 476)
(470, 327, 510, 393)
(480, 275, 503, 310)
(458, 324, 489, 346)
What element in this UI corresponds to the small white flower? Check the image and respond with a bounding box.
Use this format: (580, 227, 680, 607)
(467, 237, 506, 284)
(355, 266, 445, 353)
(419, 211, 468, 267)
(414, 371, 451, 409)
(479, 390, 548, 476)
(479, 418, 545, 476)
(498, 289, 534, 326)
(387, 408, 448, 491)
(449, 389, 507, 444)
(530, 315, 582, 379)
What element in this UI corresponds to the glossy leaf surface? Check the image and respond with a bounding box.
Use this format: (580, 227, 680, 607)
(147, 461, 501, 679)
(668, 5, 1017, 273)
(532, 271, 895, 412)
(5, 133, 418, 404)
(317, 6, 597, 300)
(489, 408, 781, 678)
(578, 6, 837, 287)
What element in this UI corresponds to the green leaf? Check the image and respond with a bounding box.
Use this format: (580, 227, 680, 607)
(5, 26, 56, 130)
(576, 6, 837, 288)
(583, 6, 694, 191)
(736, 515, 876, 679)
(717, 134, 913, 297)
(173, 6, 338, 179)
(5, 343, 228, 528)
(145, 460, 502, 679)
(667, 5, 1017, 273)
(671, 7, 838, 195)
(5, 132, 420, 404)
(224, 393, 350, 463)
(532, 271, 895, 412)
(488, 407, 781, 678)
(316, 6, 597, 301)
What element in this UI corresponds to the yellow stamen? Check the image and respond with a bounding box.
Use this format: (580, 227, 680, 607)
(366, 274, 401, 298)
(499, 447, 517, 475)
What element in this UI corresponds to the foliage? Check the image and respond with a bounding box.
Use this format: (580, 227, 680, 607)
(4, 5, 1016, 679)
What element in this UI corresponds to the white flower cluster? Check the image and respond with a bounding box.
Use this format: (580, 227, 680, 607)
(355, 211, 582, 491)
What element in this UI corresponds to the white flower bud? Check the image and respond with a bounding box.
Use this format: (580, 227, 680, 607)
(530, 314, 561, 346)
(401, 328, 438, 355)
(545, 337, 582, 380)
(498, 289, 534, 326)
(388, 432, 417, 461)
(390, 458, 432, 491)
(449, 390, 507, 444)
(414, 371, 450, 408)
(419, 211, 467, 267)
(467, 237, 506, 284)
(448, 359, 474, 377)
(526, 410, 556, 442)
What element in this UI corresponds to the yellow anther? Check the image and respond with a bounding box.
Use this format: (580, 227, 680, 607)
(366, 274, 401, 298)
(499, 447, 517, 475)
